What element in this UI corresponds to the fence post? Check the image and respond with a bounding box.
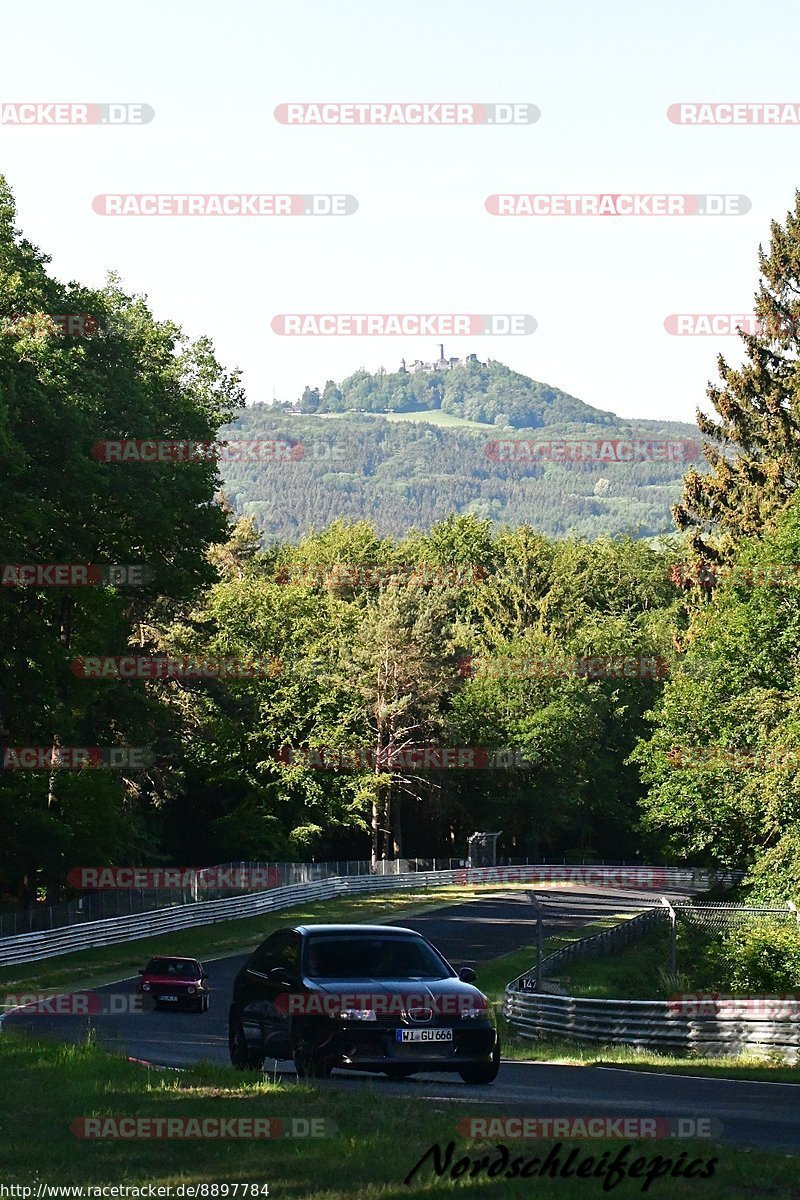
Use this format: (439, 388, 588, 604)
(788, 900, 800, 930)
(527, 891, 544, 990)
(660, 895, 677, 984)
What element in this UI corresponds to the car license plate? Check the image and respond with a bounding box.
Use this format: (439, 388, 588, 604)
(161, 994, 178, 1002)
(395, 1028, 453, 1043)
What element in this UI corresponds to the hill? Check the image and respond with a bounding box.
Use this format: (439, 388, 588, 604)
(219, 404, 701, 543)
(299, 357, 618, 428)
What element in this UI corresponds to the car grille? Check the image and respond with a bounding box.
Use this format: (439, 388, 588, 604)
(394, 1040, 456, 1058)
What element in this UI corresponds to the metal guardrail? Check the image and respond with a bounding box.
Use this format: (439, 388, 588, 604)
(0, 871, 438, 967)
(1, 856, 694, 938)
(0, 858, 453, 937)
(0, 863, 723, 968)
(502, 991, 800, 1063)
(504, 897, 800, 1063)
(512, 907, 664, 990)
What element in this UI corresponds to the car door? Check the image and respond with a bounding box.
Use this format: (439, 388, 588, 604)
(261, 930, 303, 1056)
(242, 930, 300, 1057)
(239, 932, 285, 1047)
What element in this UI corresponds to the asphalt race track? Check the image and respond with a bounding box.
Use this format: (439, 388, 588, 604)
(4, 886, 800, 1153)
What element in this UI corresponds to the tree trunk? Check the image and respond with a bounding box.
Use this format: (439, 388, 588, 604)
(390, 787, 402, 859)
(370, 795, 379, 871)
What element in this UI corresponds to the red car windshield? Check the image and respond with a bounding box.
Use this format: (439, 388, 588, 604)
(143, 958, 200, 977)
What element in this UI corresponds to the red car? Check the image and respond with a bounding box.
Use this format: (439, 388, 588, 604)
(137, 955, 210, 1012)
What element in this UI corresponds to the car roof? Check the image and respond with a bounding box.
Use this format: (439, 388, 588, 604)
(147, 955, 200, 963)
(293, 924, 423, 936)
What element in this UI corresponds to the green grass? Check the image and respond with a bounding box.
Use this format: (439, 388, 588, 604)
(0, 881, 577, 997)
(0, 886, 484, 996)
(0, 1033, 797, 1196)
(370, 409, 493, 431)
(499, 1032, 800, 1084)
(550, 923, 675, 1000)
(473, 922, 800, 1085)
(305, 408, 493, 432)
(474, 917, 628, 1004)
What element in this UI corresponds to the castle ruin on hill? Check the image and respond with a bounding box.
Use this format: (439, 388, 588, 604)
(399, 344, 485, 373)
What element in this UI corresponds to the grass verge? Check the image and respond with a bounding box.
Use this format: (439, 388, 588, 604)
(478, 927, 800, 1085)
(0, 886, 484, 996)
(0, 1033, 797, 1197)
(473, 917, 627, 1004)
(500, 1031, 800, 1085)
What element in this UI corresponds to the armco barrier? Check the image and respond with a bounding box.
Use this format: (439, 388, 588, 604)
(0, 864, 726, 968)
(504, 896, 800, 1063)
(511, 906, 665, 990)
(0, 872, 429, 968)
(502, 990, 800, 1063)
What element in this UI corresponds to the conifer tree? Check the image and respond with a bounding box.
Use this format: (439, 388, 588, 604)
(674, 191, 800, 560)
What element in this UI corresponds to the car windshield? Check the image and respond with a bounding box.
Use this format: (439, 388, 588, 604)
(144, 958, 198, 977)
(304, 936, 451, 980)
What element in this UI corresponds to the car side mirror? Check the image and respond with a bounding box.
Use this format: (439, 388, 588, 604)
(270, 966, 293, 987)
(202, 972, 209, 980)
(458, 967, 477, 983)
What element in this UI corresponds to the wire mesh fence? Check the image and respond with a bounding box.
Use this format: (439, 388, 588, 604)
(0, 856, 671, 940)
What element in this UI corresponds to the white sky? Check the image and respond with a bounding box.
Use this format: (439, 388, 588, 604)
(2, 0, 799, 422)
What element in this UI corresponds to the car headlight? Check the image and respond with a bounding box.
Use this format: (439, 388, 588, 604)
(142, 983, 150, 991)
(461, 998, 489, 1019)
(341, 1008, 376, 1021)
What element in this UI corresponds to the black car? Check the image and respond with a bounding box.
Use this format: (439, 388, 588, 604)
(137, 955, 210, 1012)
(228, 923, 500, 1082)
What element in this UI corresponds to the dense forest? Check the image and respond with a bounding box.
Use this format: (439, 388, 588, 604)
(220, 410, 701, 541)
(3, 172, 800, 909)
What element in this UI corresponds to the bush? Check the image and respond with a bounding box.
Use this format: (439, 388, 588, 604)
(722, 920, 800, 992)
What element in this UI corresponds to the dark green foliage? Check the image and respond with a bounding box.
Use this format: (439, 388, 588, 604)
(220, 410, 700, 542)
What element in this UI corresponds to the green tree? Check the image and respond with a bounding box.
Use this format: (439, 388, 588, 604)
(633, 495, 800, 896)
(675, 191, 800, 562)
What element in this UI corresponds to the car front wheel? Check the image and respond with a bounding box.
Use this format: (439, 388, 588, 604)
(458, 1038, 500, 1085)
(229, 1008, 263, 1070)
(291, 1022, 335, 1078)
